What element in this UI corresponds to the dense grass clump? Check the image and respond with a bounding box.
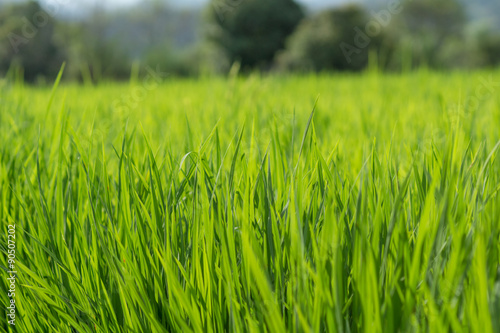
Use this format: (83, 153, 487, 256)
(1, 70, 500, 332)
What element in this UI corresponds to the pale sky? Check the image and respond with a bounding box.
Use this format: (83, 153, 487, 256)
(62, 0, 340, 7)
(1, 0, 350, 18)
(32, 0, 343, 11)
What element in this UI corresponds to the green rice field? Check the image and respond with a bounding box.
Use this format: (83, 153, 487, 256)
(1, 69, 500, 332)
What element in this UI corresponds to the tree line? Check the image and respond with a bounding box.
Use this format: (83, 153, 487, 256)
(0, 0, 499, 83)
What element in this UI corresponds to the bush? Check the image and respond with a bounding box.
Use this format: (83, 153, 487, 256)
(276, 5, 386, 72)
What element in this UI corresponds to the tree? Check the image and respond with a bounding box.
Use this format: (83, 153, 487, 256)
(476, 31, 500, 67)
(206, 0, 304, 70)
(0, 1, 67, 82)
(276, 5, 387, 72)
(388, 0, 467, 69)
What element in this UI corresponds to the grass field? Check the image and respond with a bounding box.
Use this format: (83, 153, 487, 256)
(1, 69, 500, 332)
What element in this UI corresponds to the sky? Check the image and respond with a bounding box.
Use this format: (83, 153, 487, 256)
(61, 0, 341, 8)
(0, 0, 356, 19)
(27, 0, 346, 11)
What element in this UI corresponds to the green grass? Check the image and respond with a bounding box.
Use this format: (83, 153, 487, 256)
(1, 69, 500, 332)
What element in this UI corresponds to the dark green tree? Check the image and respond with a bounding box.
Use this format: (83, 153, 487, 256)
(476, 31, 500, 67)
(276, 5, 388, 71)
(206, 0, 304, 70)
(0, 1, 67, 82)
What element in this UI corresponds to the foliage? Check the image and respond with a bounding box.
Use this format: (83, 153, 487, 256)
(1, 0, 500, 78)
(0, 1, 67, 82)
(276, 5, 385, 71)
(0, 2, 201, 82)
(387, 0, 467, 69)
(206, 0, 304, 70)
(476, 31, 500, 67)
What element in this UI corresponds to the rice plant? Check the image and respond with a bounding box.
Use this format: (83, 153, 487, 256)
(1, 69, 500, 332)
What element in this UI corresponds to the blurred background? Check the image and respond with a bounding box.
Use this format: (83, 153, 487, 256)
(0, 0, 499, 83)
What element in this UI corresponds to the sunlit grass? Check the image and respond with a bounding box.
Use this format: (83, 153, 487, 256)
(1, 69, 500, 332)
